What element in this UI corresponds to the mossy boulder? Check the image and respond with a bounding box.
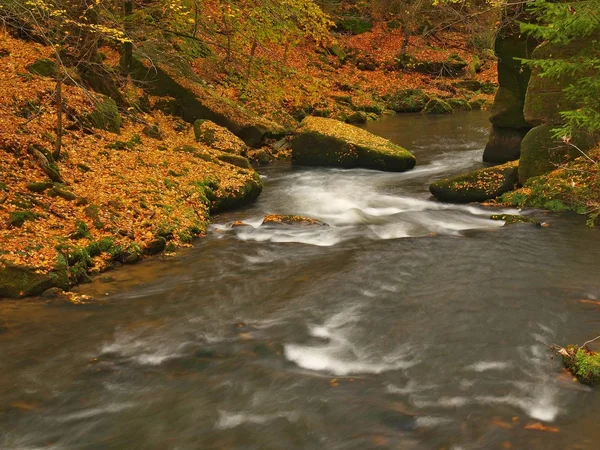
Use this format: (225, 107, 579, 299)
(217, 153, 252, 169)
(327, 44, 347, 63)
(411, 57, 468, 77)
(131, 58, 285, 146)
(86, 97, 121, 134)
(262, 215, 328, 227)
(430, 161, 519, 203)
(490, 214, 541, 226)
(524, 39, 592, 126)
(489, 87, 530, 129)
(422, 98, 453, 115)
(26, 181, 54, 193)
(194, 119, 247, 155)
(562, 346, 600, 386)
(446, 98, 472, 111)
(483, 126, 530, 164)
(212, 173, 263, 213)
(386, 89, 431, 113)
(27, 59, 58, 78)
(452, 80, 482, 91)
(518, 125, 595, 184)
(0, 262, 54, 298)
(346, 111, 368, 124)
(291, 116, 416, 172)
(335, 17, 373, 35)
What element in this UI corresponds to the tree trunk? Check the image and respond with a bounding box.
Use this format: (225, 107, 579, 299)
(53, 74, 63, 161)
(120, 0, 133, 73)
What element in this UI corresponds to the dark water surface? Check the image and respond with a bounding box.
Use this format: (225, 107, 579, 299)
(2, 111, 600, 449)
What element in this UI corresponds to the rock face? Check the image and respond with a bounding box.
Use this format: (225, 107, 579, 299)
(292, 116, 416, 172)
(483, 7, 537, 163)
(131, 59, 285, 147)
(429, 161, 518, 203)
(519, 38, 597, 184)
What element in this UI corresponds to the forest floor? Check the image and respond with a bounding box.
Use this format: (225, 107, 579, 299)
(0, 23, 497, 298)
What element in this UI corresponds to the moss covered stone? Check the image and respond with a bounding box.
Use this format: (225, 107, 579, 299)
(131, 59, 285, 146)
(217, 153, 252, 169)
(212, 172, 263, 213)
(292, 116, 416, 172)
(27, 59, 58, 78)
(86, 97, 121, 134)
(346, 111, 368, 124)
(446, 98, 472, 111)
(562, 346, 600, 386)
(430, 161, 519, 203)
(518, 125, 595, 184)
(8, 211, 37, 228)
(0, 262, 53, 298)
(194, 119, 247, 155)
(386, 89, 430, 113)
(483, 126, 529, 164)
(490, 214, 541, 226)
(262, 214, 328, 227)
(26, 181, 54, 193)
(422, 98, 453, 115)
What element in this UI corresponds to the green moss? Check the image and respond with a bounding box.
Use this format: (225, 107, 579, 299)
(422, 98, 453, 115)
(217, 153, 252, 169)
(430, 161, 519, 203)
(8, 211, 38, 228)
(386, 89, 430, 113)
(446, 98, 472, 111)
(292, 116, 416, 172)
(86, 97, 121, 134)
(69, 220, 92, 240)
(26, 182, 54, 193)
(490, 214, 541, 225)
(0, 262, 54, 298)
(563, 346, 600, 385)
(27, 59, 58, 78)
(335, 17, 373, 35)
(108, 134, 141, 151)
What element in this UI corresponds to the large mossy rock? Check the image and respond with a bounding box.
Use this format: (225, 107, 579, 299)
(0, 262, 54, 298)
(194, 120, 247, 155)
(518, 125, 595, 184)
(422, 98, 453, 115)
(483, 126, 529, 163)
(429, 161, 519, 203)
(27, 58, 58, 78)
(386, 89, 431, 113)
(86, 97, 121, 134)
(291, 116, 416, 172)
(524, 39, 591, 126)
(131, 59, 285, 147)
(212, 173, 263, 213)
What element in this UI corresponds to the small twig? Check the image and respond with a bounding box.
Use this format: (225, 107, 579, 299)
(581, 335, 600, 348)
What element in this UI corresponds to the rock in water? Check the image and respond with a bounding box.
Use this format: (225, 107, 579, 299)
(429, 161, 518, 203)
(291, 116, 416, 172)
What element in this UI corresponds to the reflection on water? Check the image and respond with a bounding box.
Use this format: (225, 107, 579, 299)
(1, 111, 600, 450)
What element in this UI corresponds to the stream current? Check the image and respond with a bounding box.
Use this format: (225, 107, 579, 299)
(2, 111, 600, 449)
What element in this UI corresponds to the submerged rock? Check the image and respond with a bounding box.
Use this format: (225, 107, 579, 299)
(429, 161, 518, 203)
(490, 214, 541, 226)
(292, 116, 416, 172)
(262, 215, 328, 227)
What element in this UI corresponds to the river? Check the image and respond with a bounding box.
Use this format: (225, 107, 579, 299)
(1, 111, 600, 449)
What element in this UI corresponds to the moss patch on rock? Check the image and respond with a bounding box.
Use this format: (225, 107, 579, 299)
(194, 119, 247, 155)
(85, 97, 121, 134)
(518, 125, 595, 184)
(386, 89, 430, 113)
(430, 161, 519, 203)
(562, 345, 600, 386)
(422, 98, 453, 115)
(490, 214, 541, 226)
(483, 126, 529, 164)
(500, 150, 600, 225)
(262, 214, 328, 227)
(0, 262, 53, 298)
(292, 116, 416, 172)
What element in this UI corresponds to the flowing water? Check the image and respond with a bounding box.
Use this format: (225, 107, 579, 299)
(2, 111, 600, 449)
